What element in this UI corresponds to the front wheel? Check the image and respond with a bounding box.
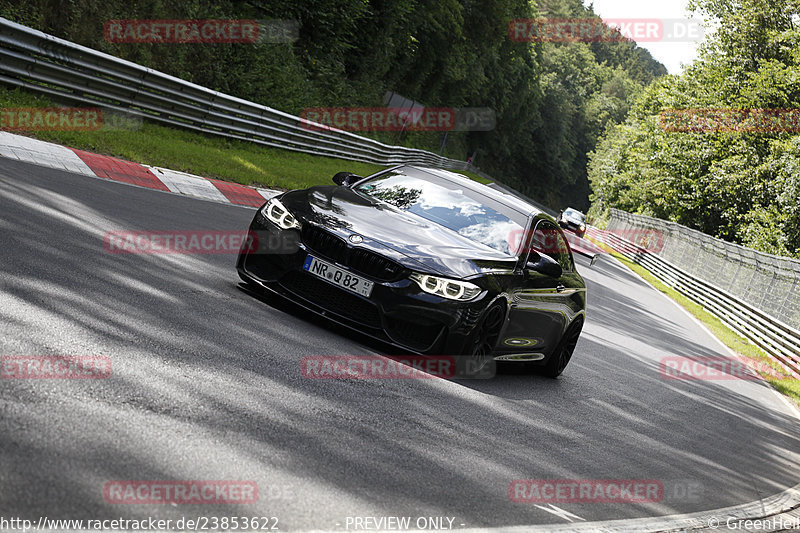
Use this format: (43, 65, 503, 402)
(456, 303, 505, 378)
(541, 318, 583, 378)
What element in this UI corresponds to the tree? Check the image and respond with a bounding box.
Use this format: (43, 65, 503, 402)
(589, 0, 800, 256)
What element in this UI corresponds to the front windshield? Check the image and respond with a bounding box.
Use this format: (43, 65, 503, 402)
(355, 171, 528, 255)
(564, 208, 585, 222)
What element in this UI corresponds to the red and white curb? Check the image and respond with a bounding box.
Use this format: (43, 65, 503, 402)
(0, 131, 281, 206)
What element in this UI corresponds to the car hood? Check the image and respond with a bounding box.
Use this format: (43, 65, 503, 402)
(280, 186, 519, 279)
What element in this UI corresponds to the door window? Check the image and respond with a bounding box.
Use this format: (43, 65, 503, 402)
(528, 220, 574, 272)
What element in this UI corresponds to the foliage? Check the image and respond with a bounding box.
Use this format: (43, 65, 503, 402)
(590, 0, 800, 257)
(0, 0, 666, 210)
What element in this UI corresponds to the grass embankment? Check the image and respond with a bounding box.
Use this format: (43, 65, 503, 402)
(458, 171, 493, 184)
(1, 87, 409, 190)
(588, 235, 800, 406)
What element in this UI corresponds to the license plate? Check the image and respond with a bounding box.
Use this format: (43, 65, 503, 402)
(303, 255, 374, 298)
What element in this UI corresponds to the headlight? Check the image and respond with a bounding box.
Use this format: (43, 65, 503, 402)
(580, 224, 586, 231)
(261, 198, 301, 230)
(409, 273, 482, 301)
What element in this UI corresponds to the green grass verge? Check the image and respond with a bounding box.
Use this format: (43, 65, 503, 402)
(0, 88, 386, 190)
(1, 87, 487, 191)
(458, 171, 493, 184)
(588, 237, 800, 406)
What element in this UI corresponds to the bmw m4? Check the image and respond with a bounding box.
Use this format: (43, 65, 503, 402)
(237, 165, 587, 377)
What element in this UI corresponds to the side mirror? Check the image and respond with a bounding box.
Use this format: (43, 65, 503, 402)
(333, 172, 363, 187)
(526, 252, 563, 278)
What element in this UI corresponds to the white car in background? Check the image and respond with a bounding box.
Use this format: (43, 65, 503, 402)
(558, 207, 586, 238)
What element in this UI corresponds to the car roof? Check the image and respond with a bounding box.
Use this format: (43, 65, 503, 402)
(400, 165, 543, 217)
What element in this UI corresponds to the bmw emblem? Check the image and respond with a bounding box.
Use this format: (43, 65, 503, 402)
(349, 234, 363, 244)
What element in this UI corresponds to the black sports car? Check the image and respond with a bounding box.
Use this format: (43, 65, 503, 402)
(237, 165, 587, 377)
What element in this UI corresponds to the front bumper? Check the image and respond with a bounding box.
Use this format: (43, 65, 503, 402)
(237, 211, 496, 356)
(559, 220, 585, 235)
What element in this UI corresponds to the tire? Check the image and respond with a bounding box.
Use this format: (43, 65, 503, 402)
(541, 318, 583, 378)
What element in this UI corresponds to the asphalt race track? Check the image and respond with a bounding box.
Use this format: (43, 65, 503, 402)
(1, 157, 799, 530)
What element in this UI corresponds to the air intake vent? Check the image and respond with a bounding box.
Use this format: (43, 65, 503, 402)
(301, 225, 407, 282)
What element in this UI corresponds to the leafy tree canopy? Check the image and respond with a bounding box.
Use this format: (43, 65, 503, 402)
(589, 0, 800, 257)
(1, 0, 666, 211)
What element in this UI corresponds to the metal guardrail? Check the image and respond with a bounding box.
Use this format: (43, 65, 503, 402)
(587, 226, 800, 379)
(606, 208, 800, 330)
(0, 17, 477, 171)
